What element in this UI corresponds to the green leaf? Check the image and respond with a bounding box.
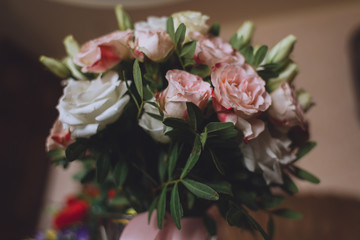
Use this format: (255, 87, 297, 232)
(260, 194, 285, 209)
(113, 161, 128, 187)
(206, 181, 232, 195)
(115, 4, 134, 30)
(146, 112, 163, 122)
(200, 131, 207, 148)
(183, 57, 196, 67)
(133, 59, 143, 99)
(209, 22, 220, 36)
(166, 16, 175, 42)
(148, 197, 158, 224)
(158, 152, 167, 183)
(209, 149, 224, 175)
(205, 122, 234, 133)
(258, 69, 279, 80)
(291, 166, 320, 184)
(170, 183, 183, 229)
(157, 186, 167, 229)
(96, 154, 111, 184)
(241, 208, 270, 240)
(253, 45, 268, 67)
(203, 215, 217, 236)
(186, 102, 203, 131)
(272, 209, 302, 219)
(190, 64, 210, 78)
(182, 179, 219, 200)
(65, 139, 88, 162)
(163, 117, 191, 130)
(240, 46, 254, 65)
(168, 144, 179, 179)
(267, 216, 275, 240)
(175, 23, 186, 47)
(39, 55, 71, 79)
(180, 135, 202, 178)
(295, 141, 317, 162)
(229, 34, 244, 50)
(180, 40, 196, 57)
(281, 174, 298, 195)
(235, 191, 258, 211)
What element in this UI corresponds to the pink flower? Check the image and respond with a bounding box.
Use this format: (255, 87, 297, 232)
(211, 63, 271, 140)
(157, 70, 212, 119)
(133, 30, 174, 62)
(268, 83, 305, 128)
(46, 119, 74, 152)
(192, 33, 244, 67)
(73, 31, 133, 73)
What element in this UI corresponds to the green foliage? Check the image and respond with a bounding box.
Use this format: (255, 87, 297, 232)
(290, 166, 320, 184)
(209, 22, 220, 36)
(260, 194, 285, 209)
(170, 183, 183, 229)
(113, 160, 128, 187)
(168, 144, 180, 179)
(253, 45, 268, 67)
(186, 102, 203, 131)
(203, 215, 217, 236)
(96, 154, 111, 184)
(180, 135, 202, 178)
(272, 208, 302, 219)
(133, 60, 143, 99)
(281, 174, 299, 195)
(295, 141, 317, 162)
(157, 186, 167, 229)
(182, 179, 219, 200)
(206, 181, 232, 196)
(65, 139, 88, 162)
(166, 16, 175, 42)
(190, 64, 210, 78)
(175, 23, 186, 49)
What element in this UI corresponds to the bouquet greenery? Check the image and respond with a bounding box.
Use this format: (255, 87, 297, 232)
(42, 5, 318, 240)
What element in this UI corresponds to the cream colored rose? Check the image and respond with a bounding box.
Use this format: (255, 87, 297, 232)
(211, 63, 271, 140)
(157, 70, 212, 119)
(172, 11, 209, 42)
(133, 30, 174, 62)
(138, 102, 170, 144)
(57, 71, 130, 138)
(240, 128, 296, 184)
(268, 83, 305, 128)
(134, 16, 167, 31)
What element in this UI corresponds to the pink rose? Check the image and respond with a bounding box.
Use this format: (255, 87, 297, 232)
(73, 30, 133, 73)
(157, 70, 212, 119)
(268, 82, 305, 128)
(46, 119, 74, 152)
(133, 30, 174, 62)
(211, 63, 271, 140)
(192, 33, 244, 67)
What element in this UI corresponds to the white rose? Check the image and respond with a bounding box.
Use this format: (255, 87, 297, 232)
(134, 16, 167, 31)
(57, 71, 130, 138)
(138, 102, 170, 144)
(172, 11, 209, 42)
(239, 128, 296, 184)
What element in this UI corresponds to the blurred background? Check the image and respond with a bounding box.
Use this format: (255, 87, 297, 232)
(1, 0, 360, 239)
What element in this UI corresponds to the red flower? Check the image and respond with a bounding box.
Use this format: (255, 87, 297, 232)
(53, 199, 89, 229)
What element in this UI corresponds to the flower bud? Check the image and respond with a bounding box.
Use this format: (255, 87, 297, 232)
(297, 89, 314, 112)
(266, 34, 297, 64)
(39, 55, 71, 79)
(236, 21, 255, 46)
(267, 62, 299, 92)
(63, 35, 79, 58)
(115, 4, 134, 31)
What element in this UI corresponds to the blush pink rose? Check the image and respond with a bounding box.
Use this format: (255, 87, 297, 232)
(133, 30, 174, 62)
(211, 63, 271, 140)
(268, 82, 305, 128)
(157, 70, 212, 119)
(192, 33, 244, 67)
(46, 119, 74, 152)
(73, 30, 133, 73)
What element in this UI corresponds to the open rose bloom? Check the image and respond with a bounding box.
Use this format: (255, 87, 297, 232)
(42, 7, 317, 240)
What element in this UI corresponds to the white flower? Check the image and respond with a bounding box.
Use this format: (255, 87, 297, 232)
(139, 102, 170, 144)
(134, 16, 167, 31)
(57, 71, 130, 138)
(172, 11, 209, 42)
(239, 128, 296, 184)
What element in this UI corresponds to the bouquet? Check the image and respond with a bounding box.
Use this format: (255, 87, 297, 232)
(41, 5, 318, 240)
